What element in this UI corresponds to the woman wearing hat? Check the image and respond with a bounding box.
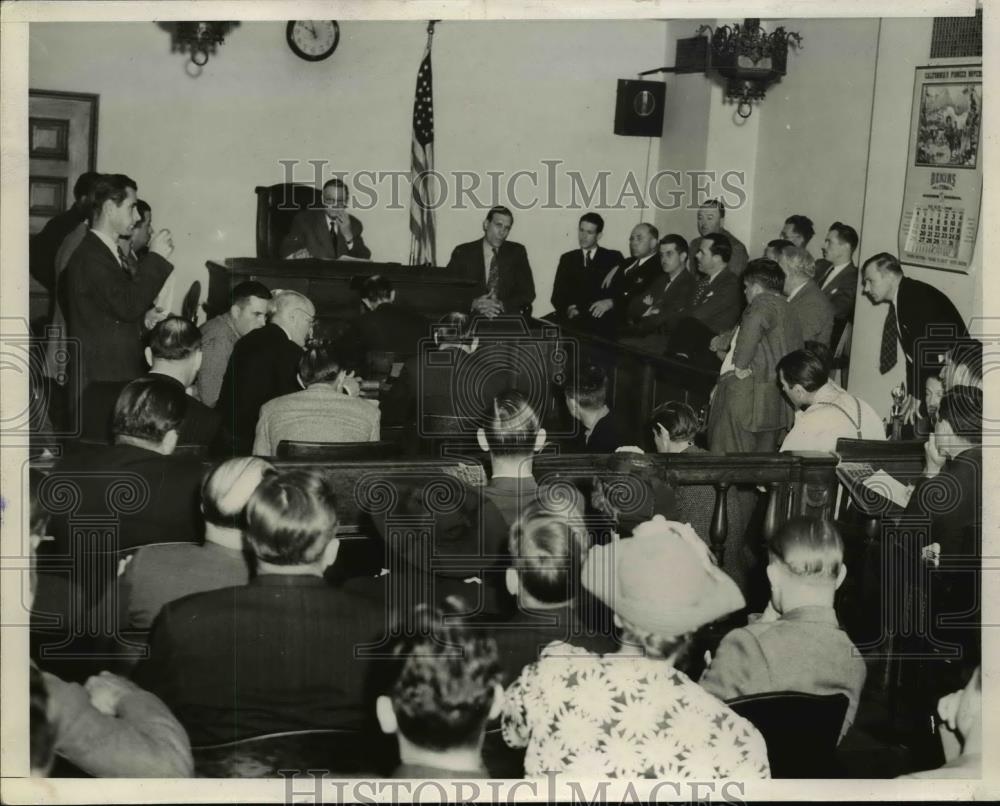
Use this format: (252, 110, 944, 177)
(501, 516, 769, 779)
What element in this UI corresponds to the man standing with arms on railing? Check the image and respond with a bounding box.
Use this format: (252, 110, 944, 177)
(447, 205, 535, 319)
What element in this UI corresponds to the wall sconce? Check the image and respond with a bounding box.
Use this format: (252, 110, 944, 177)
(697, 19, 802, 118)
(158, 22, 239, 74)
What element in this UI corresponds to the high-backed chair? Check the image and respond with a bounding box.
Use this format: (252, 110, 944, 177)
(254, 184, 323, 258)
(727, 691, 849, 778)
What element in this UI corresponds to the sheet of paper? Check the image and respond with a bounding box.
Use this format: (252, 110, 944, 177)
(862, 470, 913, 508)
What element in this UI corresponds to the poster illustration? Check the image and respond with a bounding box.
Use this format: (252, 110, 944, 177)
(898, 64, 982, 273)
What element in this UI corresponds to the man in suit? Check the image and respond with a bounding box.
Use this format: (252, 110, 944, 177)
(780, 214, 817, 257)
(564, 364, 627, 453)
(688, 199, 749, 277)
(133, 469, 387, 745)
(587, 223, 661, 340)
(621, 233, 696, 353)
(215, 289, 315, 454)
(707, 259, 804, 453)
(120, 199, 171, 331)
(30, 171, 100, 294)
(196, 281, 273, 407)
(64, 174, 174, 411)
(666, 232, 743, 369)
(339, 275, 430, 369)
(446, 205, 535, 318)
(777, 245, 835, 346)
(862, 252, 967, 402)
(700, 517, 866, 740)
(280, 177, 372, 260)
(548, 212, 623, 324)
(80, 316, 221, 448)
(817, 222, 861, 350)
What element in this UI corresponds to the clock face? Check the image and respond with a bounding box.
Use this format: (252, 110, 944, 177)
(287, 20, 340, 61)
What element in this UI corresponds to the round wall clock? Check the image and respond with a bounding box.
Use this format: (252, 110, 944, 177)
(286, 21, 340, 61)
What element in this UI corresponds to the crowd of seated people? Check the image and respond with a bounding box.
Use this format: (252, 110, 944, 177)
(26, 171, 983, 782)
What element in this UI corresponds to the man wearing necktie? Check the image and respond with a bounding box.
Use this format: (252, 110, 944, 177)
(861, 252, 966, 421)
(64, 174, 174, 413)
(548, 212, 623, 323)
(586, 223, 661, 339)
(620, 233, 696, 353)
(281, 177, 372, 260)
(446, 205, 535, 319)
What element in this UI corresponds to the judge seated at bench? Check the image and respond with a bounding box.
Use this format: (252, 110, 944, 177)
(280, 177, 371, 260)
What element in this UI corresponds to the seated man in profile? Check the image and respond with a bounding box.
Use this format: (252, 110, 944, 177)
(700, 517, 867, 741)
(376, 604, 503, 779)
(281, 177, 371, 260)
(133, 468, 387, 746)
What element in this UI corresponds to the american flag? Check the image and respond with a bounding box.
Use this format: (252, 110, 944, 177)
(409, 26, 436, 266)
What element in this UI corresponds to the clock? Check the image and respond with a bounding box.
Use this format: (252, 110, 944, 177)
(286, 21, 340, 61)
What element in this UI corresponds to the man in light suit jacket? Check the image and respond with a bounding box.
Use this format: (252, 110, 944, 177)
(621, 233, 696, 353)
(280, 177, 372, 260)
(548, 212, 623, 323)
(778, 245, 835, 346)
(817, 222, 861, 349)
(446, 205, 535, 317)
(707, 259, 804, 453)
(64, 174, 174, 408)
(701, 517, 866, 740)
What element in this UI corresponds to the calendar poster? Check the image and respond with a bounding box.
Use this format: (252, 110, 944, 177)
(898, 64, 982, 273)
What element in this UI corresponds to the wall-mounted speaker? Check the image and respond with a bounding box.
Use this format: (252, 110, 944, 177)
(614, 79, 666, 138)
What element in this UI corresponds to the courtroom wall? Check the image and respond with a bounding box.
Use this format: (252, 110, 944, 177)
(29, 20, 670, 316)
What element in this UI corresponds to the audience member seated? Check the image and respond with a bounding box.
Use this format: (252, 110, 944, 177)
(939, 337, 982, 392)
(376, 603, 503, 778)
(480, 487, 618, 678)
(700, 517, 867, 740)
(897, 666, 981, 779)
(666, 232, 742, 368)
(119, 457, 274, 632)
(34, 377, 205, 646)
(650, 401, 753, 590)
(340, 275, 430, 368)
(780, 214, 816, 256)
(778, 245, 834, 346)
(564, 364, 626, 453)
(502, 517, 768, 779)
(215, 289, 315, 454)
(548, 212, 623, 325)
(133, 469, 387, 745)
(476, 389, 546, 529)
(586, 223, 661, 339)
(912, 373, 944, 438)
(901, 386, 982, 672)
(592, 452, 679, 538)
(196, 281, 272, 407)
(688, 198, 749, 277)
(26, 494, 194, 778)
(764, 238, 792, 263)
(280, 176, 371, 260)
(707, 259, 803, 453)
(447, 205, 535, 318)
(80, 316, 221, 448)
(777, 348, 885, 452)
(621, 233, 695, 353)
(253, 342, 379, 456)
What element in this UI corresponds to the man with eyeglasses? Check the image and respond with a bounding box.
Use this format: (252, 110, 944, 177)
(215, 290, 317, 454)
(281, 177, 371, 260)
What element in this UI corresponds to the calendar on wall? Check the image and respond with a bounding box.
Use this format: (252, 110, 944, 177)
(898, 64, 981, 273)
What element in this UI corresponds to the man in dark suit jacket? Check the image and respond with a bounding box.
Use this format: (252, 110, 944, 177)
(862, 252, 967, 400)
(622, 233, 696, 353)
(446, 206, 535, 317)
(64, 174, 174, 410)
(548, 212, 623, 323)
(280, 177, 371, 260)
(79, 316, 221, 448)
(585, 223, 661, 340)
(338, 275, 430, 370)
(215, 291, 315, 454)
(133, 469, 387, 745)
(33, 377, 204, 676)
(564, 364, 628, 452)
(707, 259, 804, 453)
(818, 222, 861, 350)
(29, 171, 100, 294)
(778, 245, 835, 345)
(666, 232, 743, 368)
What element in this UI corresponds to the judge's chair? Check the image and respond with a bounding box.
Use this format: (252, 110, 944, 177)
(254, 183, 323, 258)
